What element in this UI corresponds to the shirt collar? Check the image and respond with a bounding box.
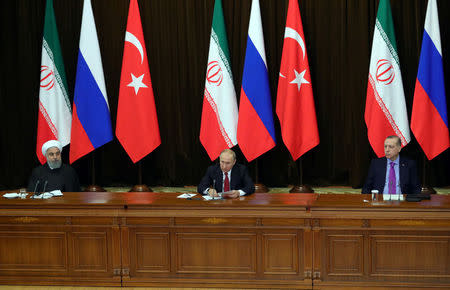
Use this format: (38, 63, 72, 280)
(388, 156, 399, 165)
(222, 168, 232, 176)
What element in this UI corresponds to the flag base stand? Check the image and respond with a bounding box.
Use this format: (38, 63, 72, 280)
(254, 183, 269, 193)
(84, 185, 106, 192)
(85, 153, 105, 192)
(420, 186, 436, 195)
(253, 160, 269, 193)
(421, 156, 437, 195)
(130, 184, 153, 192)
(289, 158, 314, 193)
(289, 185, 314, 193)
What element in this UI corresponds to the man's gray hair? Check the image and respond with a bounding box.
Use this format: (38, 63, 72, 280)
(386, 135, 401, 147)
(220, 149, 236, 161)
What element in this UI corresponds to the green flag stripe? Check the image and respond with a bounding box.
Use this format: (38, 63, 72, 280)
(42, 39, 72, 112)
(43, 0, 70, 109)
(376, 0, 398, 52)
(375, 19, 400, 66)
(212, 0, 231, 63)
(211, 30, 233, 78)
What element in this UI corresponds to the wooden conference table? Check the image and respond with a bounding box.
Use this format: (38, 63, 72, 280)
(0, 191, 449, 289)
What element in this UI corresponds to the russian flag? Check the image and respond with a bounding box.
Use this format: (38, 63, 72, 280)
(411, 0, 449, 160)
(237, 0, 276, 162)
(70, 0, 113, 164)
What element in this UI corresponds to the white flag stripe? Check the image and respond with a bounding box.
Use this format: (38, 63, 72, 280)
(205, 35, 238, 144)
(79, 0, 108, 105)
(424, 0, 441, 56)
(368, 21, 410, 145)
(247, 0, 267, 68)
(39, 49, 72, 146)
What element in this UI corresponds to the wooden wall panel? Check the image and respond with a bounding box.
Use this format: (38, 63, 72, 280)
(262, 233, 298, 274)
(71, 231, 108, 272)
(134, 232, 170, 273)
(325, 233, 364, 277)
(0, 231, 67, 273)
(370, 234, 450, 276)
(175, 233, 257, 274)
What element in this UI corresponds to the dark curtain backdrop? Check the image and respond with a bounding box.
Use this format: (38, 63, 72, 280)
(1, 0, 449, 190)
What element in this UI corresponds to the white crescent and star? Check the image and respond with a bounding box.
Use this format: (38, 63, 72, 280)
(279, 27, 309, 92)
(127, 73, 148, 95)
(290, 69, 309, 91)
(125, 31, 144, 64)
(125, 31, 148, 95)
(284, 27, 305, 59)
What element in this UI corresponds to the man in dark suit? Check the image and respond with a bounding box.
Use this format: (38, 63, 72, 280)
(198, 149, 255, 198)
(362, 136, 421, 194)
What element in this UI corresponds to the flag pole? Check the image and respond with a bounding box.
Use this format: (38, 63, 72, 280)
(421, 155, 436, 195)
(130, 161, 152, 192)
(289, 157, 314, 193)
(253, 159, 269, 193)
(84, 152, 105, 192)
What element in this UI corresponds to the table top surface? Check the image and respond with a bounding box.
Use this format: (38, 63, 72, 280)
(1, 191, 449, 210)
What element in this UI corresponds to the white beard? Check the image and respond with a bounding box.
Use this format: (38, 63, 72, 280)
(48, 159, 62, 170)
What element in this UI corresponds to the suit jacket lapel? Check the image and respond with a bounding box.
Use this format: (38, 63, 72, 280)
(381, 157, 387, 187)
(215, 165, 223, 192)
(399, 157, 406, 189)
(230, 167, 238, 190)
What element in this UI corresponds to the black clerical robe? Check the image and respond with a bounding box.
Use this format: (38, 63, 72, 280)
(27, 163, 81, 192)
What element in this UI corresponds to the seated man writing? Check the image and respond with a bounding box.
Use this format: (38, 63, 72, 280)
(198, 149, 255, 198)
(27, 140, 81, 192)
(362, 136, 421, 194)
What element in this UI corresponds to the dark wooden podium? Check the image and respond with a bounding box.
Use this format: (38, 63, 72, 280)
(0, 191, 449, 289)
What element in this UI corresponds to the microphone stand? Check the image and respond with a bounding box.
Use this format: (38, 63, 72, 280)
(32, 179, 41, 198)
(42, 180, 48, 194)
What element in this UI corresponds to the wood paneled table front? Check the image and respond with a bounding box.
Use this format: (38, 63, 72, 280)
(0, 192, 315, 288)
(311, 194, 450, 290)
(0, 192, 449, 289)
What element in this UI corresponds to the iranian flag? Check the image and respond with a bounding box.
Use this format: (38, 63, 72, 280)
(36, 0, 71, 163)
(365, 0, 410, 157)
(200, 0, 238, 161)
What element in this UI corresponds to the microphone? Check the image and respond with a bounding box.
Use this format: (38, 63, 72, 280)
(42, 180, 48, 194)
(32, 180, 40, 196)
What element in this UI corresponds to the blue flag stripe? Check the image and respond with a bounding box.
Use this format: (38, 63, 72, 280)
(417, 31, 448, 127)
(74, 52, 113, 148)
(241, 37, 276, 142)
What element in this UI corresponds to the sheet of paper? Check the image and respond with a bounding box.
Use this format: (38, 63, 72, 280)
(202, 195, 223, 200)
(49, 190, 63, 196)
(31, 192, 53, 199)
(177, 193, 197, 199)
(3, 193, 19, 198)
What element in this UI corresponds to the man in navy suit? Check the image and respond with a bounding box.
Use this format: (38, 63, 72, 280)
(362, 136, 421, 194)
(198, 149, 255, 198)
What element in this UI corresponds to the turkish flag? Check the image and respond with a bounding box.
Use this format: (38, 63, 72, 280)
(116, 0, 161, 163)
(276, 0, 319, 160)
